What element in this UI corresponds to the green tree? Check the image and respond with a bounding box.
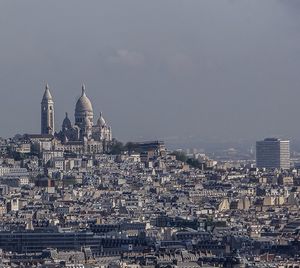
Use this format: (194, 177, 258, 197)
(109, 139, 125, 155)
(172, 151, 188, 162)
(124, 142, 136, 153)
(187, 158, 203, 169)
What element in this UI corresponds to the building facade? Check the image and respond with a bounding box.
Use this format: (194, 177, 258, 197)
(256, 138, 290, 170)
(40, 84, 112, 154)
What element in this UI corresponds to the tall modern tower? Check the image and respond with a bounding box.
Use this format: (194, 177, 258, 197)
(41, 84, 55, 135)
(256, 138, 290, 170)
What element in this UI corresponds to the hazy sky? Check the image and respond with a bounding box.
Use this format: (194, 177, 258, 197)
(0, 0, 299, 144)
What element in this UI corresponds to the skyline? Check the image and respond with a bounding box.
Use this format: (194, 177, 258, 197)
(5, 82, 298, 153)
(0, 0, 300, 144)
(1, 2, 300, 265)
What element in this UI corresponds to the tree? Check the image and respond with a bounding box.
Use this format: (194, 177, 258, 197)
(124, 142, 136, 154)
(172, 151, 203, 170)
(171, 151, 188, 162)
(187, 158, 203, 169)
(109, 139, 125, 155)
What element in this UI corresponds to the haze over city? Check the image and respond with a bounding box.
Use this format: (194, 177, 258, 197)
(3, 1, 300, 266)
(0, 0, 300, 145)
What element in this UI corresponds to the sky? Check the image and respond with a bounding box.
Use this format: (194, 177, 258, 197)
(0, 0, 300, 146)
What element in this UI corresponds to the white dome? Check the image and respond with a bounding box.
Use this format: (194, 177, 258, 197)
(97, 112, 106, 126)
(75, 85, 93, 113)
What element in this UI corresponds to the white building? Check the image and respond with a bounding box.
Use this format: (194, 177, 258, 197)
(40, 84, 113, 154)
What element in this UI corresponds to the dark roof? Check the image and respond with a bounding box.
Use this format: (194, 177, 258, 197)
(24, 134, 54, 139)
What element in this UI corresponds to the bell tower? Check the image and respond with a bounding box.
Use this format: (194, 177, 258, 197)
(41, 83, 55, 135)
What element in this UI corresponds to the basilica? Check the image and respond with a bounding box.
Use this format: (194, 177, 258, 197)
(41, 84, 112, 154)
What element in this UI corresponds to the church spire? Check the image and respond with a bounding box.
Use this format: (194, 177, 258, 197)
(42, 83, 53, 101)
(41, 83, 55, 135)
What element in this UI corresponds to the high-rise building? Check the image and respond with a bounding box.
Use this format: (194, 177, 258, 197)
(256, 138, 290, 170)
(41, 84, 55, 135)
